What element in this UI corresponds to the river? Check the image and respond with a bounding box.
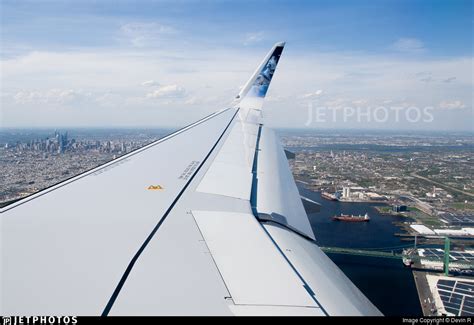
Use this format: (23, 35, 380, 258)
(300, 186, 423, 316)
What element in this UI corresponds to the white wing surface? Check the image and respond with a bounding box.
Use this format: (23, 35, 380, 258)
(1, 43, 382, 316)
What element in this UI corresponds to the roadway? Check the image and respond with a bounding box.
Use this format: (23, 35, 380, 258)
(411, 173, 474, 198)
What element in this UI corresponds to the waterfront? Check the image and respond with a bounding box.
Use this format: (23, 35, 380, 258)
(284, 130, 474, 223)
(300, 186, 423, 316)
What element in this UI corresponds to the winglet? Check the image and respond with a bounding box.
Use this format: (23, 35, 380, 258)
(236, 42, 285, 101)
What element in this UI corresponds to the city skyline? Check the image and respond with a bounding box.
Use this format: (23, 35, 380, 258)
(1, 0, 472, 131)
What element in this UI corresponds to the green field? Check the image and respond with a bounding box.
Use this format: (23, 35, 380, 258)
(451, 202, 474, 211)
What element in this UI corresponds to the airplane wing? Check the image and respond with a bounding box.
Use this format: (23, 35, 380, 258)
(0, 43, 382, 316)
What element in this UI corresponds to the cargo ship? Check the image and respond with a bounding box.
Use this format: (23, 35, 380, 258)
(332, 213, 370, 222)
(321, 191, 338, 201)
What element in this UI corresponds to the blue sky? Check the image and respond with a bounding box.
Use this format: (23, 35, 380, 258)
(1, 0, 472, 130)
(2, 0, 472, 56)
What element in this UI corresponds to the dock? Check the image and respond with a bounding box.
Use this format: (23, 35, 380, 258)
(413, 270, 437, 316)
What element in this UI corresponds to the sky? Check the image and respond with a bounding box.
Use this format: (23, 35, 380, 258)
(1, 0, 473, 131)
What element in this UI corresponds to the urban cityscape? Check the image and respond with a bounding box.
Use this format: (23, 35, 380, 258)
(283, 130, 474, 224)
(0, 129, 169, 205)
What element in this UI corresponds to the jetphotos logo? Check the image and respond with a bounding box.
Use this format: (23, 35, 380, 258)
(304, 102, 435, 126)
(1, 317, 78, 325)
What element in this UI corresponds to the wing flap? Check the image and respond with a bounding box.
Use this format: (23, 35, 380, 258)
(263, 223, 383, 316)
(107, 206, 233, 315)
(191, 210, 321, 308)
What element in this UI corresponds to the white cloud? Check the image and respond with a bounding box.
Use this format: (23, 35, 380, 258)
(10, 89, 127, 108)
(351, 99, 369, 106)
(95, 92, 124, 108)
(13, 89, 91, 104)
(392, 38, 425, 53)
(414, 72, 458, 84)
(146, 84, 186, 99)
(120, 22, 177, 47)
(320, 98, 348, 109)
(1, 46, 472, 130)
(184, 96, 200, 105)
(265, 94, 288, 102)
(243, 32, 265, 45)
(301, 89, 323, 99)
(439, 100, 466, 110)
(184, 95, 222, 105)
(419, 76, 434, 83)
(443, 77, 456, 83)
(142, 80, 159, 87)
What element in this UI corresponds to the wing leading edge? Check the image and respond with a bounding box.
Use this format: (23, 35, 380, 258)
(1, 43, 382, 316)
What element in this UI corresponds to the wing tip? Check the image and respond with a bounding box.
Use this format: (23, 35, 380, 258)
(275, 41, 286, 47)
(236, 42, 286, 101)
